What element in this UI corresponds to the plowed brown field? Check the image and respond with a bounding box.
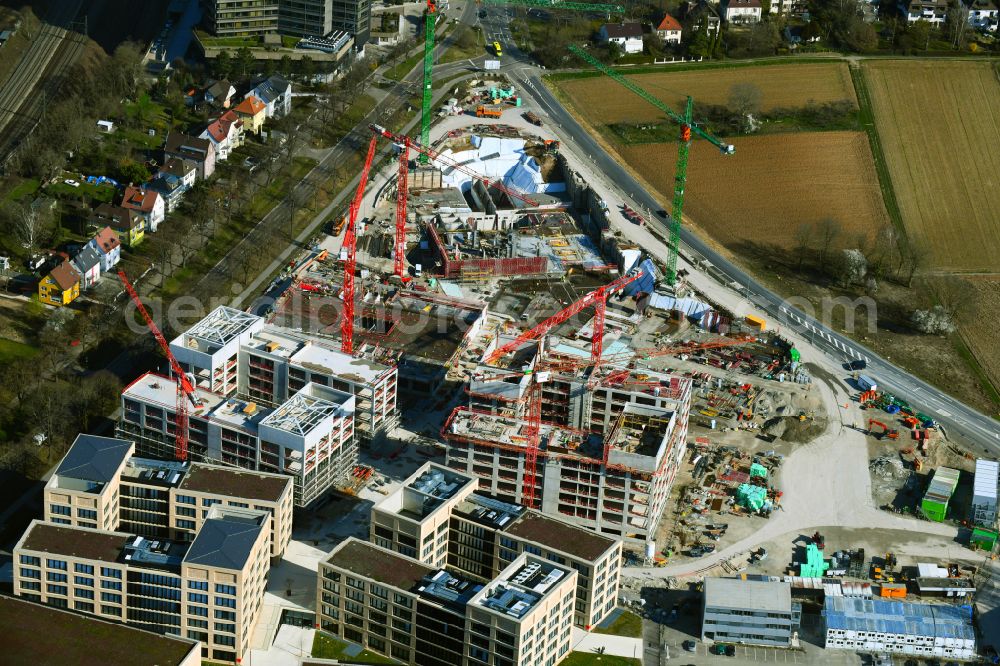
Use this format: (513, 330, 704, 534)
(863, 61, 1000, 273)
(619, 131, 888, 251)
(558, 62, 857, 126)
(962, 278, 1000, 387)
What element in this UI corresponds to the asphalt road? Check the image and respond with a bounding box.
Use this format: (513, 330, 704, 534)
(477, 8, 1000, 453)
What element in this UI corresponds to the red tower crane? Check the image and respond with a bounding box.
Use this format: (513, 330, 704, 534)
(485, 269, 643, 367)
(370, 124, 540, 208)
(341, 135, 380, 355)
(118, 271, 201, 461)
(394, 136, 410, 281)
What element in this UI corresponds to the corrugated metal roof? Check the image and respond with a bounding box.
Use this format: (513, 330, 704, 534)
(823, 597, 975, 641)
(974, 459, 999, 500)
(704, 578, 791, 612)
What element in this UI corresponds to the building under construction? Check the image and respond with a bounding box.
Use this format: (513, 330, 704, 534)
(440, 327, 692, 545)
(117, 306, 399, 506)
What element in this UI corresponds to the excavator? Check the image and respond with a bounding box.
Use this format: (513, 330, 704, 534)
(868, 419, 900, 440)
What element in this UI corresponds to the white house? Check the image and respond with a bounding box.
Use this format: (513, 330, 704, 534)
(71, 245, 103, 290)
(198, 109, 243, 162)
(968, 0, 998, 30)
(158, 158, 196, 191)
(723, 0, 763, 23)
(655, 15, 684, 43)
(903, 0, 948, 23)
(121, 186, 165, 233)
(599, 23, 645, 54)
(249, 75, 293, 119)
(87, 226, 121, 272)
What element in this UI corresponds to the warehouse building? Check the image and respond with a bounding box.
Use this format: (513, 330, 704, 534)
(823, 597, 976, 660)
(701, 578, 801, 647)
(921, 466, 960, 522)
(369, 462, 622, 628)
(0, 595, 201, 666)
(971, 458, 998, 528)
(316, 538, 575, 666)
(45, 434, 294, 560)
(14, 508, 271, 663)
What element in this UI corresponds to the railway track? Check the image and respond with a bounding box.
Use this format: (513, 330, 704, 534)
(0, 0, 86, 169)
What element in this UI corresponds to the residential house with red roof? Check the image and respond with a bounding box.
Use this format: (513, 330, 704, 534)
(121, 186, 165, 233)
(656, 14, 683, 43)
(87, 226, 121, 272)
(233, 95, 266, 135)
(199, 110, 243, 161)
(39, 260, 82, 307)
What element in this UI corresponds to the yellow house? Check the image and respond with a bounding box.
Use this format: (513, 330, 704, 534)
(233, 95, 267, 135)
(39, 260, 82, 307)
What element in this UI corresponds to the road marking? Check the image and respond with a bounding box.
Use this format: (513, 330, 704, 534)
(939, 409, 952, 417)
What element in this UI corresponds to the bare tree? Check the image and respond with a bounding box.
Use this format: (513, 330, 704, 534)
(936, 275, 974, 319)
(903, 243, 929, 287)
(3, 202, 50, 253)
(793, 223, 812, 270)
(816, 218, 842, 266)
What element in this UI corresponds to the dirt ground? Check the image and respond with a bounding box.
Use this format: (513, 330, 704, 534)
(558, 62, 858, 127)
(619, 132, 887, 254)
(863, 61, 1000, 273)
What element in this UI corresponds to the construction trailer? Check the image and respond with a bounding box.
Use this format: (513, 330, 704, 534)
(971, 458, 999, 528)
(921, 466, 961, 522)
(823, 597, 976, 660)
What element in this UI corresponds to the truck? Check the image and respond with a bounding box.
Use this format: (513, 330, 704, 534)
(475, 105, 502, 119)
(522, 111, 542, 126)
(857, 375, 877, 392)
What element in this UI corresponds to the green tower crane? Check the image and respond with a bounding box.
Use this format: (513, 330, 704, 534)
(419, 0, 439, 164)
(417, 0, 623, 164)
(568, 44, 734, 285)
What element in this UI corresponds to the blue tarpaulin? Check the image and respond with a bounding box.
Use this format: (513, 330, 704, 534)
(623, 259, 657, 297)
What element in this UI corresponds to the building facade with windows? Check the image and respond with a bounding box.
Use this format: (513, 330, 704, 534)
(204, 0, 279, 36)
(701, 578, 801, 647)
(14, 509, 271, 663)
(316, 538, 575, 666)
(370, 463, 622, 629)
(44, 434, 293, 560)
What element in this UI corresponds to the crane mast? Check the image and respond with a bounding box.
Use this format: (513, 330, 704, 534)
(568, 44, 734, 284)
(118, 270, 200, 461)
(341, 135, 380, 354)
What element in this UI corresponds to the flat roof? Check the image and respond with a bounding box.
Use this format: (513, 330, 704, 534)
(454, 494, 525, 530)
(0, 596, 199, 666)
(124, 373, 271, 434)
(324, 539, 435, 590)
(504, 509, 616, 562)
(55, 434, 133, 485)
(184, 509, 267, 570)
(178, 463, 290, 502)
(974, 459, 999, 500)
(704, 578, 792, 613)
(824, 596, 976, 641)
(20, 522, 130, 564)
(122, 535, 188, 571)
(121, 457, 189, 488)
(475, 556, 572, 620)
(416, 569, 483, 610)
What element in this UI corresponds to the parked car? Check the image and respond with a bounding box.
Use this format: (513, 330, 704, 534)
(682, 639, 696, 652)
(64, 179, 80, 187)
(689, 546, 707, 558)
(725, 645, 735, 657)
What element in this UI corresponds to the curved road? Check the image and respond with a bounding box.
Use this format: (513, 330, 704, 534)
(473, 9, 1000, 453)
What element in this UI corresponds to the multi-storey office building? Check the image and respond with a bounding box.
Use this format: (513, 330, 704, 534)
(370, 463, 622, 628)
(701, 578, 801, 647)
(45, 433, 293, 560)
(14, 508, 271, 663)
(204, 0, 279, 36)
(120, 373, 357, 507)
(0, 595, 201, 666)
(317, 538, 575, 666)
(169, 306, 397, 444)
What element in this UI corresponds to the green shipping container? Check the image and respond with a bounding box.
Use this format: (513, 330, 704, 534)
(971, 527, 998, 551)
(921, 498, 948, 522)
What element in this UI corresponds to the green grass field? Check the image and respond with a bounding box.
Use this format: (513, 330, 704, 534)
(561, 652, 642, 666)
(311, 633, 400, 663)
